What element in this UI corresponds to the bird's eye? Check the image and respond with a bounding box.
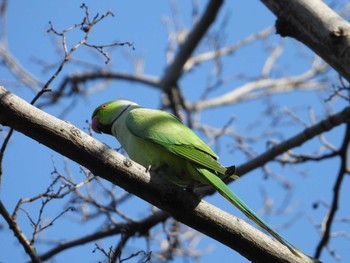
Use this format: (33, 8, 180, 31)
(101, 104, 108, 109)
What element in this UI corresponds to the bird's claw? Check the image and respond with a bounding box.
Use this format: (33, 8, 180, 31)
(225, 165, 239, 180)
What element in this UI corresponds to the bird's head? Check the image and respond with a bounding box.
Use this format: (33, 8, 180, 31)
(91, 100, 137, 134)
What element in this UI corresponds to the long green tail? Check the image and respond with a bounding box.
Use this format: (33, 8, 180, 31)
(197, 167, 302, 257)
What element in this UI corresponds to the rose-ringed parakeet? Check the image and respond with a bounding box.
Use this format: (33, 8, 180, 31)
(91, 100, 300, 256)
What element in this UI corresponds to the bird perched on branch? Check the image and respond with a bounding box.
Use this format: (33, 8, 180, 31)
(91, 99, 301, 257)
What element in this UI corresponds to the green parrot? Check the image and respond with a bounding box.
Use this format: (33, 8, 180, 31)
(91, 99, 300, 256)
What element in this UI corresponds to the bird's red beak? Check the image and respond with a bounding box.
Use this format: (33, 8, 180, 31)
(91, 116, 101, 133)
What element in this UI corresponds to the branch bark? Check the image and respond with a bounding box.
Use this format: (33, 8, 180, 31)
(0, 85, 317, 262)
(261, 0, 350, 82)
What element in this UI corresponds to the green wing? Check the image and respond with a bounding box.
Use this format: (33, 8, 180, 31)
(125, 108, 227, 175)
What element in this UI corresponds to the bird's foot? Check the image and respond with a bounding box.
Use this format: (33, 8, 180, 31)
(225, 165, 236, 175)
(225, 165, 239, 180)
(146, 165, 152, 173)
(184, 179, 198, 194)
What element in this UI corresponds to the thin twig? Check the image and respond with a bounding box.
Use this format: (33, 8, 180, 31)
(0, 201, 41, 262)
(314, 124, 350, 259)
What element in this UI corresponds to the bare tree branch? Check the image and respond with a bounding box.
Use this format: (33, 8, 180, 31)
(183, 26, 274, 72)
(192, 61, 328, 110)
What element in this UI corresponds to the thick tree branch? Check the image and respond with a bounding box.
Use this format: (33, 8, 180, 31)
(261, 0, 350, 82)
(0, 86, 316, 262)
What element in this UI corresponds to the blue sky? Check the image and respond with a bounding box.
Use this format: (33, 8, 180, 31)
(1, 1, 349, 262)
